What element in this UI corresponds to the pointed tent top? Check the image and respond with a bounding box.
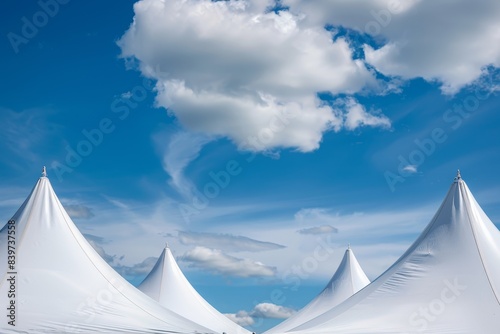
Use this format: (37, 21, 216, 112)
(165, 242, 170, 249)
(41, 166, 47, 178)
(347, 243, 351, 250)
(454, 169, 462, 182)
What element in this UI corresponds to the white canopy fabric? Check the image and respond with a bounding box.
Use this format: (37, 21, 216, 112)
(0, 174, 214, 334)
(285, 172, 500, 334)
(139, 245, 251, 334)
(264, 246, 369, 334)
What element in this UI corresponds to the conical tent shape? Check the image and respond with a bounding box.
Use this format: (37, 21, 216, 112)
(0, 174, 214, 334)
(139, 245, 251, 334)
(287, 172, 500, 334)
(264, 246, 369, 334)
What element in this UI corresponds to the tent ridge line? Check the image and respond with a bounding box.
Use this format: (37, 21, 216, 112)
(460, 183, 500, 306)
(52, 182, 197, 329)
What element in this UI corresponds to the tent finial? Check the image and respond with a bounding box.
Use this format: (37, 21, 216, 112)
(454, 169, 461, 182)
(348, 243, 351, 250)
(42, 166, 47, 178)
(165, 242, 169, 249)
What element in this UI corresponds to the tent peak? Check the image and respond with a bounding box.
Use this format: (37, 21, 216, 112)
(454, 169, 462, 182)
(165, 242, 170, 249)
(41, 166, 47, 178)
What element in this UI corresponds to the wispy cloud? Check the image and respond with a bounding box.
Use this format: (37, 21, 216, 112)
(64, 204, 95, 220)
(153, 129, 212, 199)
(295, 208, 339, 224)
(180, 246, 277, 278)
(402, 165, 418, 174)
(0, 108, 61, 167)
(177, 230, 285, 252)
(102, 195, 130, 210)
(298, 225, 338, 235)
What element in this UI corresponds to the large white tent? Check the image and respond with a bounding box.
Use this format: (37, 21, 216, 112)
(264, 246, 369, 334)
(0, 170, 214, 333)
(139, 245, 251, 334)
(284, 172, 500, 334)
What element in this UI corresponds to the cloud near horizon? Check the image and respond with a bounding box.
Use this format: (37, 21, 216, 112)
(298, 225, 339, 235)
(225, 302, 296, 326)
(180, 246, 277, 278)
(177, 230, 286, 252)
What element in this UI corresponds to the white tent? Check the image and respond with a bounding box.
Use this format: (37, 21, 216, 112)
(139, 245, 251, 334)
(285, 171, 500, 334)
(264, 246, 369, 334)
(0, 170, 214, 334)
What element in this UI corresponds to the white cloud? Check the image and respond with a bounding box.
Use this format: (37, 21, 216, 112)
(226, 302, 296, 327)
(118, 0, 389, 153)
(251, 303, 296, 319)
(180, 246, 277, 277)
(153, 129, 212, 199)
(225, 311, 255, 327)
(177, 230, 285, 252)
(298, 225, 338, 235)
(284, 0, 500, 94)
(402, 164, 418, 174)
(335, 97, 391, 131)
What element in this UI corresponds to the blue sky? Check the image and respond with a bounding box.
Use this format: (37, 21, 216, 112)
(1, 0, 499, 331)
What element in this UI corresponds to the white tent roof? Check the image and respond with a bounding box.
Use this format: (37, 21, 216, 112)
(264, 246, 369, 334)
(139, 245, 251, 334)
(286, 171, 500, 334)
(0, 172, 214, 333)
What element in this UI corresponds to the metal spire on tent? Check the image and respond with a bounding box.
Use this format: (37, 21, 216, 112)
(455, 169, 462, 182)
(41, 166, 47, 177)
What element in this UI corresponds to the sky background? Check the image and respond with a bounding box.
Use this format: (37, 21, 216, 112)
(1, 0, 499, 332)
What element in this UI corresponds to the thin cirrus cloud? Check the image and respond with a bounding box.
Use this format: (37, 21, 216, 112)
(63, 204, 95, 220)
(180, 246, 277, 278)
(177, 230, 286, 252)
(0, 108, 61, 165)
(118, 0, 392, 154)
(298, 225, 339, 235)
(152, 129, 212, 200)
(284, 0, 500, 94)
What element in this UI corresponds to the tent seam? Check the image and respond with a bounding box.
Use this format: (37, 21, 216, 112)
(461, 182, 500, 306)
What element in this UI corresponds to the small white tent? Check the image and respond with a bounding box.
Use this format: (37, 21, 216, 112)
(264, 246, 369, 334)
(139, 245, 251, 334)
(286, 171, 500, 334)
(0, 170, 214, 334)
